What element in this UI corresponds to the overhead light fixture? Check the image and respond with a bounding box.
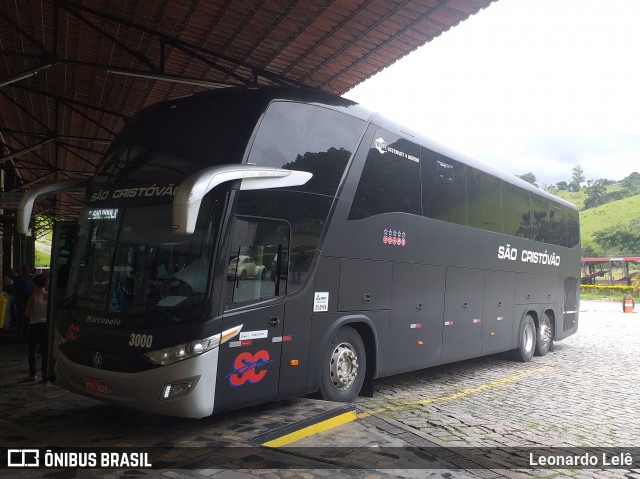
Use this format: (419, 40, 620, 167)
(107, 69, 231, 89)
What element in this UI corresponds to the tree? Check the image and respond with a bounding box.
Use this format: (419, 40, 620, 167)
(593, 220, 640, 255)
(583, 180, 607, 209)
(569, 165, 585, 191)
(555, 180, 568, 191)
(516, 172, 538, 187)
(620, 172, 640, 193)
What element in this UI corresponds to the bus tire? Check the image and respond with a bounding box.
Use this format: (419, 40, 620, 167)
(319, 326, 366, 402)
(535, 313, 553, 356)
(511, 315, 536, 363)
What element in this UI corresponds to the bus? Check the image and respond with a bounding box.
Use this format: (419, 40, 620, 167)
(18, 86, 580, 418)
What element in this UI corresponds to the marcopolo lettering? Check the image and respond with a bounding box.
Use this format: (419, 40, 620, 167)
(86, 315, 122, 327)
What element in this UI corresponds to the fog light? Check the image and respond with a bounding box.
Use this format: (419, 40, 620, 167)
(161, 378, 197, 401)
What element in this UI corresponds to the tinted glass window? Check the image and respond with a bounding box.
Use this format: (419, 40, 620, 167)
(503, 183, 531, 238)
(531, 195, 550, 242)
(467, 168, 502, 233)
(71, 198, 216, 314)
(422, 149, 467, 225)
(349, 132, 421, 220)
(566, 208, 580, 248)
(249, 102, 364, 196)
(235, 190, 332, 294)
(98, 90, 260, 182)
(549, 202, 566, 246)
(223, 217, 290, 307)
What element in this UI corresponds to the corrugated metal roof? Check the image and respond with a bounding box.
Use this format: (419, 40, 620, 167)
(0, 0, 496, 224)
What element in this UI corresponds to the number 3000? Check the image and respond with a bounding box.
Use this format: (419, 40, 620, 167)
(129, 333, 153, 348)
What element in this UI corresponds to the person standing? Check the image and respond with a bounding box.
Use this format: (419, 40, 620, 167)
(24, 274, 49, 382)
(14, 266, 34, 334)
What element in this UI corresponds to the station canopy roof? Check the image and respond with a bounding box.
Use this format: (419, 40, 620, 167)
(0, 0, 496, 226)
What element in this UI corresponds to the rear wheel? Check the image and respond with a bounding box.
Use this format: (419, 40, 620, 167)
(511, 315, 536, 362)
(535, 313, 553, 356)
(319, 326, 366, 402)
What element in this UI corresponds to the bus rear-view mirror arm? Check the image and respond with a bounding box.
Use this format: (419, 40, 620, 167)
(17, 179, 89, 235)
(172, 165, 312, 235)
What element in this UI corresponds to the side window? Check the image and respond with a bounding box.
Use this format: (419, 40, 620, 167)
(467, 168, 503, 233)
(549, 202, 567, 247)
(224, 216, 290, 308)
(422, 149, 467, 225)
(566, 208, 580, 248)
(503, 183, 531, 238)
(349, 131, 421, 220)
(531, 195, 550, 242)
(248, 102, 364, 196)
(235, 190, 331, 294)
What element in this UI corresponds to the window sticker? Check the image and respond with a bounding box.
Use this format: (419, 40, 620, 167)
(239, 330, 268, 341)
(313, 292, 329, 312)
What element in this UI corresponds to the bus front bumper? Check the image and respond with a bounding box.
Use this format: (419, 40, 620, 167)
(53, 346, 219, 418)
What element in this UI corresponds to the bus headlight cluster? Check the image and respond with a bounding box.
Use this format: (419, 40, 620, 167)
(143, 324, 243, 366)
(144, 335, 220, 366)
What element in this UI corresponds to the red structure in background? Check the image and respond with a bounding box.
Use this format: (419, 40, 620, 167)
(581, 257, 640, 285)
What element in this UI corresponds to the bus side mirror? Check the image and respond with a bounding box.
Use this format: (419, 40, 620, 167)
(16, 179, 89, 234)
(172, 165, 311, 234)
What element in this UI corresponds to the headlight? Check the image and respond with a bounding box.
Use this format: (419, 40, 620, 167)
(144, 324, 242, 366)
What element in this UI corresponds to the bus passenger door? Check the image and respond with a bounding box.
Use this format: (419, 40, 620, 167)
(47, 221, 80, 380)
(214, 216, 290, 412)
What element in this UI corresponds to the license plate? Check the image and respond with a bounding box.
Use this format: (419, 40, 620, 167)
(84, 377, 111, 395)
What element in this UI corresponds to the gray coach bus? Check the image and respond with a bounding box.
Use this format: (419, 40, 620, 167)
(19, 86, 580, 418)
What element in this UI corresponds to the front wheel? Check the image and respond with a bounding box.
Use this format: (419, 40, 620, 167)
(319, 326, 366, 402)
(511, 315, 536, 363)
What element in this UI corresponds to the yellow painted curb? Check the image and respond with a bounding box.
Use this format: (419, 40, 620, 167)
(262, 410, 358, 447)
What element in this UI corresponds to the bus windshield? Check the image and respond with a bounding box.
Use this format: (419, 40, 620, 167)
(70, 198, 216, 314)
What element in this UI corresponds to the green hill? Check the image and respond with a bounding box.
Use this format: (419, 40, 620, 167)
(578, 194, 640, 254)
(549, 182, 640, 256)
(554, 189, 587, 210)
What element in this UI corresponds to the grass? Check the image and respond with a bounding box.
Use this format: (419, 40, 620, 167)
(35, 249, 50, 268)
(552, 187, 640, 255)
(554, 189, 587, 210)
(579, 194, 640, 251)
(580, 291, 638, 304)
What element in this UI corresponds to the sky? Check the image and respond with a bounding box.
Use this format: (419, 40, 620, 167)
(344, 0, 640, 188)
